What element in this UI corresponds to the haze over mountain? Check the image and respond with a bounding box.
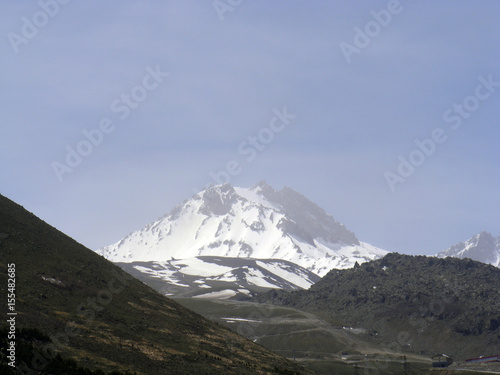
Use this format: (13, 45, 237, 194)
(437, 231, 500, 267)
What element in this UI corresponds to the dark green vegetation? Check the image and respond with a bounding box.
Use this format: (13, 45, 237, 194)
(0, 194, 309, 374)
(0, 327, 136, 374)
(174, 297, 434, 374)
(254, 253, 500, 360)
(175, 297, 500, 375)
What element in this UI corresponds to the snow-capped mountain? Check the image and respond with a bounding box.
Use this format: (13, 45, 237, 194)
(98, 182, 387, 277)
(436, 231, 500, 267)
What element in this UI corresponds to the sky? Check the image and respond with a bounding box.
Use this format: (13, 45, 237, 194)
(1, 1, 499, 256)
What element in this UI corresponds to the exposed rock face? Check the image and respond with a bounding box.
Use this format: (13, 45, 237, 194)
(199, 183, 239, 216)
(257, 181, 359, 245)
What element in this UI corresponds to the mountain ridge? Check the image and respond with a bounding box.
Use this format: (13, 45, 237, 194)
(115, 256, 321, 299)
(437, 231, 500, 267)
(253, 252, 500, 360)
(0, 193, 309, 374)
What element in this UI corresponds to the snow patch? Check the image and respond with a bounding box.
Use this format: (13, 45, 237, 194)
(193, 289, 237, 299)
(172, 258, 233, 277)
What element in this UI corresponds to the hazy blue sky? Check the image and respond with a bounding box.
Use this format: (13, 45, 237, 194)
(1, 1, 499, 255)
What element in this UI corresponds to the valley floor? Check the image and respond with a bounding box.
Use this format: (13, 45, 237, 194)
(174, 297, 433, 374)
(174, 297, 500, 375)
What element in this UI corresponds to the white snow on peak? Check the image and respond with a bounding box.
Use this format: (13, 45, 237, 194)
(193, 289, 237, 299)
(233, 186, 276, 209)
(97, 182, 388, 277)
(436, 231, 500, 268)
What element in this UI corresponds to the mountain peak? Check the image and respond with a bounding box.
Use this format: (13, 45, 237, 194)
(254, 183, 360, 246)
(254, 180, 272, 189)
(98, 183, 386, 276)
(199, 183, 238, 216)
(476, 230, 494, 241)
(437, 231, 500, 267)
(251, 180, 277, 199)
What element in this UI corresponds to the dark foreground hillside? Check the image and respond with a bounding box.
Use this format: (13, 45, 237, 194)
(0, 194, 309, 375)
(254, 252, 500, 360)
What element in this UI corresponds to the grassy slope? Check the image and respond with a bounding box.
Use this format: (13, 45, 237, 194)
(174, 298, 500, 375)
(0, 194, 309, 375)
(174, 297, 434, 375)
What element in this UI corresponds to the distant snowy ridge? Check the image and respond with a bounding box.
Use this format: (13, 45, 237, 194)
(98, 182, 387, 277)
(116, 256, 321, 299)
(436, 231, 500, 267)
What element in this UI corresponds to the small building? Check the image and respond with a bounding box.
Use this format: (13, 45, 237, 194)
(432, 354, 453, 368)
